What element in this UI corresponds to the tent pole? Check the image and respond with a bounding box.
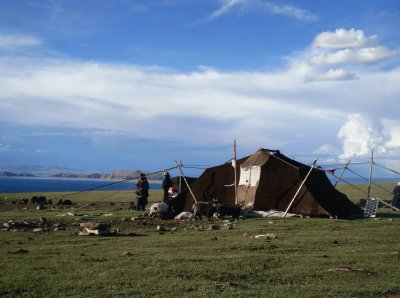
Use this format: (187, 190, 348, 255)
(179, 158, 182, 193)
(377, 199, 400, 212)
(334, 160, 351, 187)
(174, 160, 198, 204)
(367, 150, 374, 198)
(283, 159, 318, 218)
(233, 139, 238, 204)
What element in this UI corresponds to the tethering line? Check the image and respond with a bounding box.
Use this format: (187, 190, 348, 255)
(323, 169, 368, 196)
(332, 167, 393, 196)
(52, 165, 179, 201)
(374, 162, 400, 176)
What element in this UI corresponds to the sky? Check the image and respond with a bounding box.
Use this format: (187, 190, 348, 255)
(0, 0, 399, 177)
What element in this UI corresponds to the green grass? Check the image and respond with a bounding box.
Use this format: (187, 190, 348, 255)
(1, 184, 399, 297)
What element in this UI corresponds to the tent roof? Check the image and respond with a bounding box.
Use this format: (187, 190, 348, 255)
(241, 149, 307, 170)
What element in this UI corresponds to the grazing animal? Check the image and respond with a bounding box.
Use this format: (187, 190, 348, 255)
(57, 199, 73, 205)
(18, 198, 28, 205)
(148, 202, 169, 217)
(31, 196, 47, 205)
(192, 200, 218, 220)
(216, 204, 242, 220)
(36, 204, 46, 210)
(174, 212, 194, 220)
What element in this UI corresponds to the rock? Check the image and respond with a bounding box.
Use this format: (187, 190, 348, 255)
(254, 233, 277, 240)
(80, 222, 111, 230)
(8, 248, 29, 254)
(33, 228, 43, 233)
(157, 225, 166, 232)
(210, 224, 220, 230)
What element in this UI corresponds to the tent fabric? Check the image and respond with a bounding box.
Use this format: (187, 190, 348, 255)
(173, 148, 361, 219)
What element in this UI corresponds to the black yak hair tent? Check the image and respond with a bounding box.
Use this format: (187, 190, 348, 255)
(171, 148, 362, 219)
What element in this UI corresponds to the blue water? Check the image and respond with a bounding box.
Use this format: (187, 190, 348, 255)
(0, 177, 162, 193)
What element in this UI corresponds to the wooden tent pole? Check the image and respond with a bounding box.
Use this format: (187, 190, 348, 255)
(178, 159, 182, 193)
(367, 150, 374, 198)
(377, 199, 400, 212)
(334, 159, 351, 187)
(283, 158, 318, 218)
(233, 139, 238, 204)
(174, 160, 198, 204)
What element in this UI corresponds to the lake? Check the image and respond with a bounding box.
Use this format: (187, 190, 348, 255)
(0, 177, 162, 193)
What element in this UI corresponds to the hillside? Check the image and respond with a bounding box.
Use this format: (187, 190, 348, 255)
(0, 165, 163, 180)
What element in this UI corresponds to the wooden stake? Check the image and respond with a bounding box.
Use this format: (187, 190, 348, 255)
(367, 150, 374, 198)
(178, 159, 182, 193)
(377, 199, 400, 212)
(174, 160, 198, 204)
(283, 158, 318, 218)
(233, 139, 238, 204)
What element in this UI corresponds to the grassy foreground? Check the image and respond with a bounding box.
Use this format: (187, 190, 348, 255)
(1, 184, 400, 297)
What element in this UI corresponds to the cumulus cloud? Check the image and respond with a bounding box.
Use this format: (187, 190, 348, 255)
(337, 116, 400, 173)
(304, 28, 398, 81)
(306, 68, 357, 82)
(199, 0, 317, 23)
(313, 144, 340, 155)
(383, 120, 400, 150)
(338, 114, 387, 160)
(312, 28, 377, 49)
(0, 34, 42, 49)
(0, 27, 399, 167)
(309, 46, 397, 66)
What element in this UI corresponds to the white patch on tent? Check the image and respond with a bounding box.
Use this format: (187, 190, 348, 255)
(238, 165, 261, 187)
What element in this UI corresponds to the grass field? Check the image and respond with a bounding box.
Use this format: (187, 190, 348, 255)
(1, 183, 399, 297)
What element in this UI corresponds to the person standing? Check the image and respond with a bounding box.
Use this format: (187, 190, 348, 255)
(162, 171, 173, 203)
(135, 173, 149, 211)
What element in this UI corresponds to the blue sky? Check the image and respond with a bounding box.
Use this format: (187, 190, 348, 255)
(0, 0, 399, 177)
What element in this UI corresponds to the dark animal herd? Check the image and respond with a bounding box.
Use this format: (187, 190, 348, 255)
(192, 200, 242, 221)
(13, 196, 72, 206)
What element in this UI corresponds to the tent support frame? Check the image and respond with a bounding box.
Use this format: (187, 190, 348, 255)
(175, 160, 198, 204)
(283, 159, 318, 218)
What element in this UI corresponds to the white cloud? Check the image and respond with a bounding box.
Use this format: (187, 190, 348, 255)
(306, 68, 357, 82)
(199, 0, 317, 23)
(338, 114, 388, 160)
(309, 46, 397, 66)
(383, 120, 400, 150)
(0, 27, 399, 167)
(313, 144, 340, 155)
(312, 28, 377, 49)
(304, 29, 398, 81)
(0, 34, 42, 49)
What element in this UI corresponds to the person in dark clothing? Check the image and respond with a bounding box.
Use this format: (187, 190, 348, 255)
(392, 182, 400, 208)
(162, 171, 173, 203)
(135, 173, 149, 211)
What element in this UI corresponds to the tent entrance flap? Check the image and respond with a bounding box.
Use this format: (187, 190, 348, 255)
(239, 166, 261, 187)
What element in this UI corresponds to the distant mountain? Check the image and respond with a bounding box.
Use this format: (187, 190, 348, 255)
(0, 164, 84, 177)
(0, 165, 163, 180)
(0, 171, 36, 177)
(51, 169, 164, 180)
